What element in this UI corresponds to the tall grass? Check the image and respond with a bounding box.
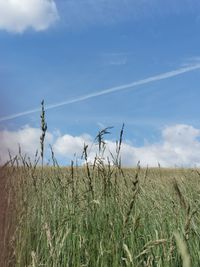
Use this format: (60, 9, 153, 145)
(8, 158, 200, 266)
(4, 104, 200, 266)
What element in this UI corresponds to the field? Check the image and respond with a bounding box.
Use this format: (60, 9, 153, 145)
(0, 169, 14, 267)
(2, 161, 200, 267)
(1, 107, 200, 267)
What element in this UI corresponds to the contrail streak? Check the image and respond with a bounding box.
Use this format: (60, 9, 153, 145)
(0, 63, 200, 123)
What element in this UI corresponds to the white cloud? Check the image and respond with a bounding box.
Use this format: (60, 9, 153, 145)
(53, 134, 93, 159)
(53, 124, 200, 167)
(1, 124, 200, 167)
(0, 0, 59, 33)
(0, 126, 53, 163)
(121, 124, 200, 167)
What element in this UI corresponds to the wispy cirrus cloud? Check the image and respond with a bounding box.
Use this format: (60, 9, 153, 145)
(102, 53, 128, 66)
(0, 0, 59, 33)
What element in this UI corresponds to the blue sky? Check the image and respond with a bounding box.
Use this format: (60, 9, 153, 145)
(1, 0, 200, 166)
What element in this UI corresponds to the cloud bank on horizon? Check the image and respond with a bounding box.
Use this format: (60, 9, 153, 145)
(1, 124, 200, 167)
(0, 0, 59, 33)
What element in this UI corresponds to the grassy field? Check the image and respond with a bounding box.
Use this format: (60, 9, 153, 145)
(4, 161, 200, 267)
(2, 106, 200, 266)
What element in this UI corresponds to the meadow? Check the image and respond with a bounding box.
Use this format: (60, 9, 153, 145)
(2, 104, 200, 267)
(3, 149, 200, 266)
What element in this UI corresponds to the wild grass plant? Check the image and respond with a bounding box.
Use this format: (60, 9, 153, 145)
(4, 103, 200, 266)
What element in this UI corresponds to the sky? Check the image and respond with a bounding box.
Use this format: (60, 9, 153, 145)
(1, 0, 200, 167)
